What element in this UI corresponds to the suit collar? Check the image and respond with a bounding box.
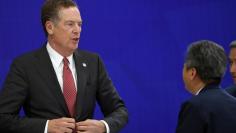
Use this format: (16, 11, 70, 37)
(73, 50, 89, 120)
(46, 43, 64, 68)
(46, 43, 74, 67)
(35, 46, 89, 119)
(34, 45, 69, 116)
(199, 83, 220, 94)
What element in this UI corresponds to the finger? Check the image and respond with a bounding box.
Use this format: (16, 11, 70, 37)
(61, 121, 76, 129)
(76, 125, 88, 131)
(77, 131, 87, 133)
(76, 121, 88, 126)
(61, 117, 76, 123)
(59, 126, 73, 133)
(76, 119, 93, 126)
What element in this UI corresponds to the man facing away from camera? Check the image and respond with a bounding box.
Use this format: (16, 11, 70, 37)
(176, 40, 236, 133)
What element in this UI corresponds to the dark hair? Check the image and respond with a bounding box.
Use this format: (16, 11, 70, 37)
(185, 40, 227, 84)
(41, 0, 78, 36)
(229, 40, 236, 49)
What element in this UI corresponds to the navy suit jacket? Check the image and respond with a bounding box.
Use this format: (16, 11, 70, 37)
(176, 83, 236, 133)
(0, 46, 128, 133)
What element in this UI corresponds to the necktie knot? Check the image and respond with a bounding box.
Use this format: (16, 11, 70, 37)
(63, 57, 69, 68)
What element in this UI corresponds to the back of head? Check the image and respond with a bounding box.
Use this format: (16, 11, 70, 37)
(41, 0, 78, 36)
(229, 40, 236, 49)
(184, 40, 227, 84)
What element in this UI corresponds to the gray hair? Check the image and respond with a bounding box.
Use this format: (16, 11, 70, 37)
(185, 40, 227, 84)
(229, 40, 236, 49)
(41, 0, 78, 36)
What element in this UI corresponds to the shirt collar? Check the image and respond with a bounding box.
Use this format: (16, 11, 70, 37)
(195, 83, 220, 95)
(46, 42, 73, 67)
(66, 54, 74, 66)
(195, 87, 204, 95)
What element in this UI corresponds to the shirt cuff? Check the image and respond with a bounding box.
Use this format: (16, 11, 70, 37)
(44, 120, 49, 133)
(100, 120, 110, 133)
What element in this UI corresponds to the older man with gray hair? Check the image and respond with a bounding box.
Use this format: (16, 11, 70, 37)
(176, 40, 236, 133)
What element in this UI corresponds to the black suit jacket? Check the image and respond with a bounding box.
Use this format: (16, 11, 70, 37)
(176, 83, 236, 133)
(0, 46, 128, 133)
(226, 85, 236, 97)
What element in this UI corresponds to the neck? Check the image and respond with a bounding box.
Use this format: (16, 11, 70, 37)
(192, 81, 206, 95)
(48, 37, 74, 57)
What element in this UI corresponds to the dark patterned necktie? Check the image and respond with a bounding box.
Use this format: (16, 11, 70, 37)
(63, 57, 77, 117)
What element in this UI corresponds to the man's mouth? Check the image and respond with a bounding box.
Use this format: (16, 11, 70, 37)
(72, 37, 79, 41)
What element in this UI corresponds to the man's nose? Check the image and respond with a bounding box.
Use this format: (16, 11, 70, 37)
(73, 24, 81, 35)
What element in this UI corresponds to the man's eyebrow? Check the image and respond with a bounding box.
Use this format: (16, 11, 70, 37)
(65, 20, 82, 24)
(65, 20, 74, 23)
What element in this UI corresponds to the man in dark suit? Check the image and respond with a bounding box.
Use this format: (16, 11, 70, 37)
(176, 40, 236, 133)
(0, 0, 128, 133)
(226, 40, 236, 97)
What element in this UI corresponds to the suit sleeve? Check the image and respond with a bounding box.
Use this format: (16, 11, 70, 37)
(176, 101, 206, 133)
(96, 56, 128, 133)
(0, 58, 47, 133)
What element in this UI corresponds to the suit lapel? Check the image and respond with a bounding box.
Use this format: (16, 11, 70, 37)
(73, 50, 88, 120)
(34, 46, 69, 116)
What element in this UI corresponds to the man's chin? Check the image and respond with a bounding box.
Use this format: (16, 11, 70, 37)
(71, 40, 79, 45)
(70, 43, 78, 49)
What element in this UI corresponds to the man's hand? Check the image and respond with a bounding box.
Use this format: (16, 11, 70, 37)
(48, 117, 75, 133)
(76, 119, 106, 133)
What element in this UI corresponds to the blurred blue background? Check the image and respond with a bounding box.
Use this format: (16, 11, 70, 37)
(0, 0, 236, 132)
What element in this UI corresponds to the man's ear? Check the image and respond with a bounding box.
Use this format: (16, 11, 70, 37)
(45, 21, 54, 35)
(189, 67, 197, 80)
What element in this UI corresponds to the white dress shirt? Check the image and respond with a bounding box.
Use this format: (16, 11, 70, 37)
(44, 42, 110, 133)
(47, 43, 77, 90)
